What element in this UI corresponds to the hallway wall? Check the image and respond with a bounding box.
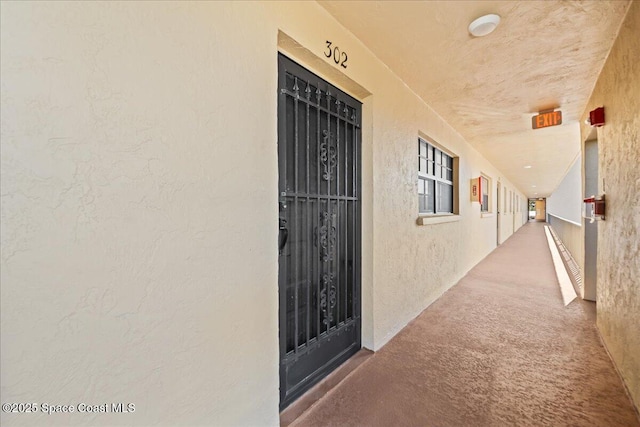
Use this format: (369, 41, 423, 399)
(580, 0, 640, 409)
(547, 155, 584, 273)
(547, 154, 582, 224)
(1, 2, 525, 425)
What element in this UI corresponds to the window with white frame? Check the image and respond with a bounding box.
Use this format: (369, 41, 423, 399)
(418, 138, 454, 214)
(480, 175, 490, 212)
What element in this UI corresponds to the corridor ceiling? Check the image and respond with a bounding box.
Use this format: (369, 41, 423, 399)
(318, 0, 631, 198)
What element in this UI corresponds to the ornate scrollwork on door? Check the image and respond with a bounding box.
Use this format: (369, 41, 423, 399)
(318, 211, 337, 262)
(320, 130, 337, 181)
(320, 274, 336, 325)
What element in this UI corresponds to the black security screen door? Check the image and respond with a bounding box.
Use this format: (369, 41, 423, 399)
(278, 54, 362, 410)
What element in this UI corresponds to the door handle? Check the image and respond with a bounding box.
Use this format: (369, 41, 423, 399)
(279, 218, 288, 255)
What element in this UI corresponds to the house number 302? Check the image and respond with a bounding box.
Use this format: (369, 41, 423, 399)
(325, 41, 348, 69)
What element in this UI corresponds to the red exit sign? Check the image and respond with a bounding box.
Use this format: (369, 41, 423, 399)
(532, 110, 562, 129)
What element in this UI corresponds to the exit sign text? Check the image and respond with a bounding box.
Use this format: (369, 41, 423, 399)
(532, 111, 562, 129)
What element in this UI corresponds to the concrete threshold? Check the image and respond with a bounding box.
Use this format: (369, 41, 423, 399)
(280, 348, 373, 426)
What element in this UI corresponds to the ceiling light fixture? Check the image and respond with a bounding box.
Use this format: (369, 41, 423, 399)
(524, 165, 532, 169)
(468, 14, 501, 37)
(531, 185, 536, 188)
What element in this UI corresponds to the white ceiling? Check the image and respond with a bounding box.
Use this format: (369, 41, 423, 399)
(318, 0, 630, 198)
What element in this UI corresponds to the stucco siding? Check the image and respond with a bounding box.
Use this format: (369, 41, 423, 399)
(580, 0, 640, 410)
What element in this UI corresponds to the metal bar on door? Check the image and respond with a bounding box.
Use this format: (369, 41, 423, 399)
(293, 76, 299, 352)
(305, 82, 311, 348)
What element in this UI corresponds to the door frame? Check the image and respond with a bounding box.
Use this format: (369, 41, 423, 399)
(277, 53, 363, 410)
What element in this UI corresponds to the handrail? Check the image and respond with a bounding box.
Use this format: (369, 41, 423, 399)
(547, 213, 582, 227)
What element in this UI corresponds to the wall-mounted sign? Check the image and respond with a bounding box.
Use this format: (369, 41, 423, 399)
(532, 110, 562, 129)
(470, 177, 481, 202)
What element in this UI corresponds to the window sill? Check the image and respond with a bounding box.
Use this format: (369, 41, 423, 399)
(417, 214, 460, 226)
(481, 213, 494, 218)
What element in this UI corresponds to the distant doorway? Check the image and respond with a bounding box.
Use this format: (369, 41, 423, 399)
(528, 199, 536, 221)
(535, 199, 546, 221)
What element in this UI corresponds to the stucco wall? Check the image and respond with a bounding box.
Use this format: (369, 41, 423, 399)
(1, 2, 525, 425)
(366, 71, 526, 347)
(0, 2, 281, 426)
(579, 0, 640, 410)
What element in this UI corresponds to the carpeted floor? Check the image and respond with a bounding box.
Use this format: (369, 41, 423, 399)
(292, 222, 640, 426)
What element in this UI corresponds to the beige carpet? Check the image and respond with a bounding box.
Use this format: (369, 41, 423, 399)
(292, 222, 640, 427)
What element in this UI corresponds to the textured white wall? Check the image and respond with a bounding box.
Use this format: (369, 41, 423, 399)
(1, 2, 526, 425)
(580, 0, 640, 410)
(369, 89, 527, 345)
(547, 155, 583, 224)
(0, 2, 280, 425)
